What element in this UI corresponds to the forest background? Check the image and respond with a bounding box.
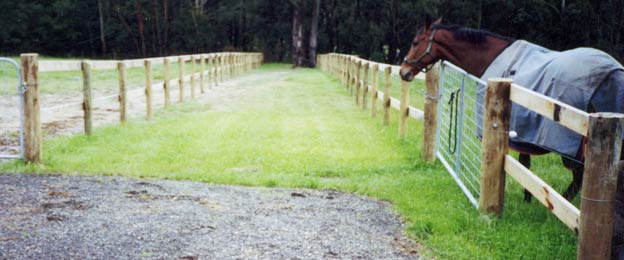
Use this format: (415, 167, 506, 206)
(1, 0, 622, 66)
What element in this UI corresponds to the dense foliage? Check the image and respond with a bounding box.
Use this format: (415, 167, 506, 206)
(0, 0, 622, 64)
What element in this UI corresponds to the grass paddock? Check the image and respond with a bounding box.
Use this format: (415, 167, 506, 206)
(0, 63, 577, 259)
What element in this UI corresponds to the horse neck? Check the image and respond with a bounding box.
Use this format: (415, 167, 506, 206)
(434, 30, 511, 77)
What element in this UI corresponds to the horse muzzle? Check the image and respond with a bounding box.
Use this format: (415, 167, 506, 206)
(400, 66, 416, 82)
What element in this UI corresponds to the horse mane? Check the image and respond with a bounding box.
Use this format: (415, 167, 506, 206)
(431, 24, 514, 44)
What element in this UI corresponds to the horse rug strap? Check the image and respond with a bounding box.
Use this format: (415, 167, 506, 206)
(478, 40, 624, 160)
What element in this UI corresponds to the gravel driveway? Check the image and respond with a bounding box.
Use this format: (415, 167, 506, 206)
(0, 173, 421, 259)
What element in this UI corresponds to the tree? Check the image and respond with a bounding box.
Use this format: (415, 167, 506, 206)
(290, 0, 321, 68)
(0, 0, 621, 64)
(135, 0, 147, 56)
(307, 0, 321, 67)
(97, 0, 107, 55)
(291, 0, 305, 67)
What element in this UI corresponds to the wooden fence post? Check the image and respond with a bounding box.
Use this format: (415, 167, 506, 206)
(229, 54, 234, 79)
(144, 60, 153, 120)
(21, 53, 41, 163)
(200, 54, 206, 94)
(338, 55, 342, 84)
(211, 55, 217, 87)
(225, 54, 230, 79)
(178, 56, 184, 102)
(217, 54, 223, 83)
(383, 66, 391, 126)
(331, 55, 336, 75)
(190, 55, 196, 99)
(247, 54, 250, 70)
(335, 55, 339, 81)
(118, 61, 127, 123)
(355, 60, 362, 102)
(231, 54, 235, 78)
(362, 62, 369, 110)
(370, 63, 379, 118)
(343, 56, 348, 86)
(352, 59, 357, 96)
(223, 54, 229, 80)
(479, 78, 513, 215)
(81, 60, 92, 135)
(346, 57, 352, 91)
(163, 58, 171, 107)
(223, 54, 227, 81)
(236, 54, 241, 76)
(234, 54, 237, 77)
(399, 79, 410, 138)
(423, 63, 440, 162)
(248, 55, 252, 72)
(578, 112, 624, 260)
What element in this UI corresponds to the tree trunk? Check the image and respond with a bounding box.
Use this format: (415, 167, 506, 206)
(240, 0, 247, 50)
(114, 2, 141, 55)
(291, 0, 304, 67)
(307, 0, 321, 67)
(324, 0, 337, 52)
(386, 0, 399, 64)
(163, 0, 169, 55)
(151, 0, 162, 56)
(190, 0, 202, 52)
(135, 0, 147, 57)
(97, 0, 107, 55)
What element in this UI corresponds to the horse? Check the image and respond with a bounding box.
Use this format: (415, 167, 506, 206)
(399, 17, 624, 259)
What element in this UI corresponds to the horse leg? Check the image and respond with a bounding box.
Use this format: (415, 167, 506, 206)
(519, 153, 532, 202)
(561, 157, 583, 201)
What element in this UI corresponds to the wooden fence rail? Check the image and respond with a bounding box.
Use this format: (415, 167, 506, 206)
(318, 52, 624, 260)
(22, 52, 263, 164)
(318, 53, 427, 141)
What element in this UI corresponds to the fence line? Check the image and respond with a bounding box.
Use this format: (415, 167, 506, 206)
(318, 53, 624, 260)
(18, 52, 263, 164)
(318, 53, 428, 141)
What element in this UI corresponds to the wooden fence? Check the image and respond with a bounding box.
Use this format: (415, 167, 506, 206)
(20, 52, 263, 164)
(318, 53, 624, 260)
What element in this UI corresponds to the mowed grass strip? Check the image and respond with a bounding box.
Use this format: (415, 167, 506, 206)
(0, 63, 577, 259)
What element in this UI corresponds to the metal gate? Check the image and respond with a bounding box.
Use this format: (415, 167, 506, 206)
(436, 61, 487, 208)
(0, 58, 25, 159)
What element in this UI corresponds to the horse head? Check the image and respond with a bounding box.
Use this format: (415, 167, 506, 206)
(400, 17, 442, 82)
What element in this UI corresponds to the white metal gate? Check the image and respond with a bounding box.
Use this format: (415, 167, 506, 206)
(0, 58, 25, 159)
(436, 61, 487, 208)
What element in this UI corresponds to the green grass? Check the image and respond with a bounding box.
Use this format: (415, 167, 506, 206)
(0, 63, 577, 259)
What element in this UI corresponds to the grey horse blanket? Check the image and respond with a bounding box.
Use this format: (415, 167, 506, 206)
(477, 40, 624, 160)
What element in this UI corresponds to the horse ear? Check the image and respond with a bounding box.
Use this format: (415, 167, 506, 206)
(434, 17, 442, 25)
(425, 15, 432, 29)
